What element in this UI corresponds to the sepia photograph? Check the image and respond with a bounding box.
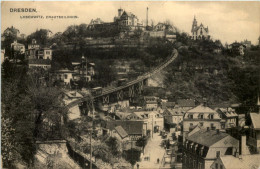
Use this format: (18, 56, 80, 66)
(1, 1, 260, 169)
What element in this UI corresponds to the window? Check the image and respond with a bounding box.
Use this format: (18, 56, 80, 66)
(46, 51, 51, 55)
(190, 123, 193, 127)
(216, 151, 220, 157)
(220, 164, 223, 169)
(215, 163, 218, 169)
(189, 114, 193, 119)
(199, 114, 204, 119)
(64, 74, 68, 79)
(200, 122, 204, 126)
(209, 114, 214, 119)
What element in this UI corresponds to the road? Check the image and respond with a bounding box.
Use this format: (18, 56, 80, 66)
(136, 133, 166, 169)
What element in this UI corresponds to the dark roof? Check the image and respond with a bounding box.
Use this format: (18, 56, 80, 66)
(187, 129, 230, 147)
(161, 102, 175, 109)
(28, 59, 51, 65)
(177, 99, 195, 107)
(115, 126, 128, 138)
(105, 120, 143, 135)
(250, 113, 260, 130)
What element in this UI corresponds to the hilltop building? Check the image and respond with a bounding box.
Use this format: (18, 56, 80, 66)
(11, 40, 25, 54)
(191, 16, 210, 40)
(27, 39, 52, 69)
(241, 39, 251, 49)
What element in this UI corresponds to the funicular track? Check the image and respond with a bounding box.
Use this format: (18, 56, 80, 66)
(66, 48, 178, 109)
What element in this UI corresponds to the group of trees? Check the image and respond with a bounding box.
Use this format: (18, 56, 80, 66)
(1, 60, 67, 168)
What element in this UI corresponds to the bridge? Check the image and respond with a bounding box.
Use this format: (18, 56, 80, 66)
(66, 48, 178, 109)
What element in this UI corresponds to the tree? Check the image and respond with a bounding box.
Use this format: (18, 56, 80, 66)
(1, 62, 67, 167)
(105, 137, 121, 156)
(2, 26, 20, 57)
(27, 29, 51, 46)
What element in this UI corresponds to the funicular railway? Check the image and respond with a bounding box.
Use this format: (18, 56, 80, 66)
(66, 48, 178, 109)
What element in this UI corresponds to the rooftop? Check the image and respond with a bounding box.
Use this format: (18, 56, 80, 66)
(187, 129, 230, 147)
(115, 126, 128, 139)
(219, 154, 260, 169)
(105, 120, 144, 135)
(250, 112, 260, 130)
(177, 99, 195, 107)
(187, 104, 217, 114)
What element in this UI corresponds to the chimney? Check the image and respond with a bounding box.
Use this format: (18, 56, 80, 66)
(207, 127, 210, 131)
(203, 98, 207, 107)
(241, 135, 247, 155)
(146, 7, 149, 27)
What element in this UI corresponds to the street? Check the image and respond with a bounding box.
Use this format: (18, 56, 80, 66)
(136, 132, 166, 169)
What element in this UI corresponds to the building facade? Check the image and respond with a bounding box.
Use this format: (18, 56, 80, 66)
(248, 109, 260, 154)
(215, 108, 238, 129)
(11, 40, 25, 54)
(183, 104, 222, 142)
(183, 128, 239, 169)
(191, 16, 210, 40)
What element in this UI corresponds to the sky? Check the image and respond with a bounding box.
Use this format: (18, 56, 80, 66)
(1, 1, 260, 44)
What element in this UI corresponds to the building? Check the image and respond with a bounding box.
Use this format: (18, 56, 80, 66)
(28, 59, 51, 70)
(166, 34, 177, 42)
(210, 134, 259, 169)
(163, 108, 184, 132)
(230, 42, 246, 56)
(88, 18, 105, 30)
(183, 103, 222, 142)
(38, 48, 52, 60)
(11, 40, 25, 54)
(215, 108, 238, 129)
(27, 39, 40, 59)
(54, 69, 75, 85)
(154, 23, 175, 32)
(72, 57, 95, 82)
(116, 9, 139, 28)
(161, 101, 175, 109)
(176, 99, 196, 111)
(102, 120, 145, 141)
(241, 39, 251, 49)
(143, 96, 159, 110)
(125, 110, 164, 133)
(191, 16, 210, 40)
(248, 100, 260, 154)
(210, 154, 260, 169)
(183, 128, 239, 169)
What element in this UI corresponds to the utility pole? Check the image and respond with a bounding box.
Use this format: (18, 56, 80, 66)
(152, 115, 154, 138)
(90, 99, 95, 169)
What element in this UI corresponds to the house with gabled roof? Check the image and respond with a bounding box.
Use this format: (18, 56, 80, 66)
(191, 16, 210, 40)
(101, 120, 145, 141)
(215, 107, 238, 129)
(211, 154, 260, 169)
(183, 128, 239, 169)
(183, 103, 222, 142)
(163, 108, 184, 132)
